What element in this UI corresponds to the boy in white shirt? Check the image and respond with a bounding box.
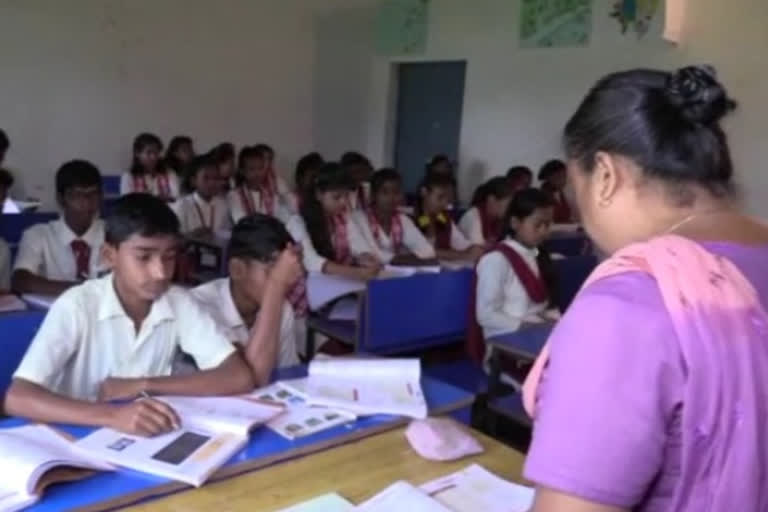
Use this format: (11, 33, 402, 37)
(192, 214, 300, 368)
(12, 160, 106, 296)
(6, 193, 301, 436)
(352, 168, 436, 265)
(173, 153, 232, 236)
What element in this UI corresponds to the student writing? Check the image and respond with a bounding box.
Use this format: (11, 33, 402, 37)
(12, 160, 105, 296)
(287, 162, 381, 280)
(120, 133, 180, 201)
(173, 153, 232, 236)
(229, 145, 292, 224)
(353, 168, 436, 265)
(458, 176, 514, 247)
(5, 194, 301, 436)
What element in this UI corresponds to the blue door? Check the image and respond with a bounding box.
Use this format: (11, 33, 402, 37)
(394, 61, 466, 193)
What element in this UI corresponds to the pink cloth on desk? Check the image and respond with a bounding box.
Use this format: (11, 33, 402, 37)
(523, 236, 768, 510)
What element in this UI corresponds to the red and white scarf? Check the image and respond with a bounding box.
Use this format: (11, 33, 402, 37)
(330, 214, 352, 264)
(367, 209, 404, 251)
(239, 181, 276, 217)
(134, 173, 171, 199)
(193, 198, 215, 230)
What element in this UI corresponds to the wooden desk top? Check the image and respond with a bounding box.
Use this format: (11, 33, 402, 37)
(126, 426, 526, 511)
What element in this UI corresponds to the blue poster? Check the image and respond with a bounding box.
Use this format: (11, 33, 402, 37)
(520, 0, 593, 48)
(376, 0, 430, 56)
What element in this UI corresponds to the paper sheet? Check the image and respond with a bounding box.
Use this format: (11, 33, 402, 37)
(357, 481, 452, 511)
(277, 493, 354, 511)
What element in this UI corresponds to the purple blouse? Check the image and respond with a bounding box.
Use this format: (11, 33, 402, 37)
(524, 242, 768, 510)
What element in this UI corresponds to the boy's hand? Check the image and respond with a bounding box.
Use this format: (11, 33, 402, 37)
(269, 246, 302, 290)
(99, 377, 146, 402)
(109, 399, 181, 437)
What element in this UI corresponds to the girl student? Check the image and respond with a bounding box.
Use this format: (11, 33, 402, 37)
(173, 153, 232, 236)
(120, 133, 180, 200)
(255, 143, 297, 213)
(211, 142, 236, 195)
(294, 152, 325, 206)
(507, 165, 533, 192)
(286, 162, 381, 281)
(415, 173, 483, 262)
(458, 176, 515, 247)
(165, 135, 195, 176)
(228, 145, 292, 224)
(352, 168, 436, 265)
(538, 158, 573, 223)
(340, 151, 373, 210)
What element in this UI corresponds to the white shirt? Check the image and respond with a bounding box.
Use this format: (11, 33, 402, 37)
(458, 207, 487, 246)
(13, 218, 106, 281)
(273, 173, 298, 214)
(227, 187, 293, 224)
(475, 239, 548, 340)
(286, 214, 374, 273)
(0, 238, 10, 289)
(13, 273, 236, 401)
(173, 193, 232, 234)
(119, 172, 181, 200)
(191, 278, 299, 368)
(420, 217, 473, 251)
(352, 210, 435, 263)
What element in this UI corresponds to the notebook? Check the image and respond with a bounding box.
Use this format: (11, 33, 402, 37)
(76, 396, 284, 487)
(0, 425, 114, 512)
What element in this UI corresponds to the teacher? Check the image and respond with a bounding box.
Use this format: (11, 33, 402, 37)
(522, 65, 768, 511)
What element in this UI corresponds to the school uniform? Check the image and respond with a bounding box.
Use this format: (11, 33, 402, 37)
(352, 210, 435, 263)
(173, 193, 232, 234)
(0, 238, 10, 289)
(120, 171, 181, 200)
(191, 278, 299, 368)
(286, 214, 374, 273)
(13, 218, 106, 282)
(228, 186, 293, 224)
(346, 183, 371, 211)
(458, 206, 501, 247)
(474, 239, 549, 340)
(13, 273, 236, 401)
(271, 172, 298, 214)
(416, 212, 472, 252)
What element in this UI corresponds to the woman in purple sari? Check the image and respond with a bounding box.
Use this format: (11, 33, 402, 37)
(523, 66, 768, 511)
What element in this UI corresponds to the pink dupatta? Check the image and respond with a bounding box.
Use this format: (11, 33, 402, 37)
(523, 235, 768, 510)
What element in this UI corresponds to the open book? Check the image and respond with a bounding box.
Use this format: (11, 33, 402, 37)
(289, 358, 428, 419)
(0, 425, 114, 512)
(75, 396, 284, 487)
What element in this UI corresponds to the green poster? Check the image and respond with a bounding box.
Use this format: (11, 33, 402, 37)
(376, 0, 430, 56)
(520, 0, 593, 48)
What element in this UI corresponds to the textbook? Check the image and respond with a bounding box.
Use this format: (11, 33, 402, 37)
(287, 358, 428, 419)
(0, 425, 114, 512)
(76, 395, 284, 487)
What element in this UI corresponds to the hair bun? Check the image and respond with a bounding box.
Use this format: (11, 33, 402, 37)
(665, 65, 736, 125)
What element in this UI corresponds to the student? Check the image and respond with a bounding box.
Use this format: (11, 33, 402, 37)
(120, 133, 180, 201)
(426, 154, 454, 177)
(340, 151, 373, 210)
(294, 152, 325, 205)
(353, 168, 436, 265)
(470, 189, 557, 358)
(287, 162, 381, 280)
(229, 146, 292, 224)
(211, 142, 236, 195)
(164, 135, 195, 176)
(0, 169, 12, 290)
(507, 165, 533, 192)
(415, 173, 483, 262)
(4, 193, 303, 435)
(538, 159, 572, 223)
(192, 214, 300, 368)
(12, 160, 105, 296)
(173, 154, 232, 235)
(458, 176, 514, 247)
(255, 143, 297, 213)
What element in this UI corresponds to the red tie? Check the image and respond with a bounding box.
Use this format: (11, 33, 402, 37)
(71, 240, 91, 281)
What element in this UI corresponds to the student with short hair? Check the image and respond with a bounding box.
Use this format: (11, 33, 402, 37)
(353, 168, 436, 265)
(229, 146, 292, 224)
(4, 193, 286, 436)
(211, 142, 236, 195)
(120, 133, 180, 201)
(173, 154, 232, 235)
(287, 162, 381, 281)
(0, 168, 13, 290)
(255, 143, 298, 213)
(192, 214, 300, 368)
(458, 176, 515, 246)
(507, 165, 533, 192)
(538, 159, 572, 223)
(415, 173, 483, 262)
(12, 160, 105, 296)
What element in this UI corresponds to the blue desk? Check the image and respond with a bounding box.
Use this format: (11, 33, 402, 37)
(553, 254, 597, 312)
(2, 369, 473, 512)
(486, 323, 553, 361)
(0, 310, 46, 399)
(544, 230, 590, 257)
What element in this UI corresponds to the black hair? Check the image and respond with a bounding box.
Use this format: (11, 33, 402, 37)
(426, 154, 453, 175)
(0, 129, 8, 154)
(130, 132, 165, 176)
(211, 143, 236, 165)
(164, 135, 193, 173)
(564, 65, 737, 202)
(55, 159, 102, 197)
(300, 162, 355, 260)
(471, 176, 512, 207)
(105, 193, 180, 246)
(340, 151, 370, 169)
(0, 168, 14, 189)
(253, 143, 274, 157)
(228, 213, 294, 263)
(237, 145, 263, 171)
(370, 168, 402, 201)
(415, 172, 456, 217)
(507, 165, 533, 181)
(295, 152, 325, 190)
(182, 153, 217, 193)
(538, 160, 567, 182)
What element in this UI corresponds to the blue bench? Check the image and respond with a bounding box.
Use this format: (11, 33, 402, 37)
(0, 310, 46, 403)
(0, 212, 59, 246)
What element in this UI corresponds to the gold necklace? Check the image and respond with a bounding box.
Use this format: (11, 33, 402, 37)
(665, 209, 727, 235)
